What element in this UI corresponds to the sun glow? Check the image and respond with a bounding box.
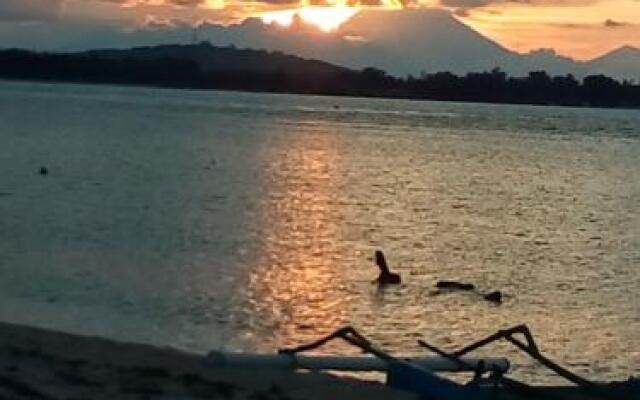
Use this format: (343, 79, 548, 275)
(261, 5, 359, 32)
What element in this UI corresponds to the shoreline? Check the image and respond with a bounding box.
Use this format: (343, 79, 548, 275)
(0, 321, 416, 399)
(1, 77, 639, 112)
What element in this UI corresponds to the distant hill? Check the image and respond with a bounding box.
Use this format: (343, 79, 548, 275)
(322, 10, 518, 76)
(80, 43, 351, 76)
(0, 43, 360, 93)
(0, 44, 638, 108)
(587, 46, 640, 82)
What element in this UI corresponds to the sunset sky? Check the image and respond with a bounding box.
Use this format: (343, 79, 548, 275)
(1, 0, 639, 59)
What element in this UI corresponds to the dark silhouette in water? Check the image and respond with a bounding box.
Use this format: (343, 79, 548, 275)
(375, 250, 401, 285)
(434, 280, 503, 304)
(483, 291, 502, 304)
(39, 167, 48, 176)
(436, 281, 475, 291)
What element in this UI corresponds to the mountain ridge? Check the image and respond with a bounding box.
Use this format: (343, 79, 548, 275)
(192, 10, 639, 81)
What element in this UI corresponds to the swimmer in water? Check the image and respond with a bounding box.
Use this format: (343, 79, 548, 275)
(374, 250, 401, 285)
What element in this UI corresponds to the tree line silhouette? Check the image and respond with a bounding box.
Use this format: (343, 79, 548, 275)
(0, 45, 638, 108)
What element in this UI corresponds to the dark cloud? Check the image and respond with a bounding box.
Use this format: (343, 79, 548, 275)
(98, 0, 407, 8)
(355, 0, 387, 6)
(0, 0, 63, 21)
(354, 0, 407, 6)
(266, 0, 411, 6)
(453, 7, 470, 16)
(527, 19, 639, 31)
(440, 0, 598, 9)
(441, 0, 600, 20)
(167, 0, 206, 6)
(349, 0, 415, 6)
(96, 0, 207, 6)
(440, 0, 493, 6)
(604, 19, 628, 28)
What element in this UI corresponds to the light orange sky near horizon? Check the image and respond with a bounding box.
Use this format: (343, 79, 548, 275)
(59, 0, 640, 59)
(458, 0, 640, 60)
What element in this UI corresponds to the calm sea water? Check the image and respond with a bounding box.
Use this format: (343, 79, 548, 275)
(0, 80, 638, 383)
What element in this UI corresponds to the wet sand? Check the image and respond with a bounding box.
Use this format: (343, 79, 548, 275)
(0, 322, 416, 399)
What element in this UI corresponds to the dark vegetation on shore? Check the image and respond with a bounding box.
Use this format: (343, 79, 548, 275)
(1, 42, 638, 108)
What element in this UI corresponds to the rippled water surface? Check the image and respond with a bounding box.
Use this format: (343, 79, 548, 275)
(0, 81, 639, 383)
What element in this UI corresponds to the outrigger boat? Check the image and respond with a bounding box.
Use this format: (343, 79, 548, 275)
(207, 325, 640, 400)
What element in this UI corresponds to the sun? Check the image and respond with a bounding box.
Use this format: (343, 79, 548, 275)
(261, 5, 359, 32)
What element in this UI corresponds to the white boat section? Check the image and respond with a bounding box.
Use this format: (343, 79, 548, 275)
(205, 352, 510, 373)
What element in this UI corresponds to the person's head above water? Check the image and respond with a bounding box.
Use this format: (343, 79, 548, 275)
(374, 250, 401, 285)
(375, 250, 388, 271)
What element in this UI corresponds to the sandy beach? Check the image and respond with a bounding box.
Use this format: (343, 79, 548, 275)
(0, 322, 416, 400)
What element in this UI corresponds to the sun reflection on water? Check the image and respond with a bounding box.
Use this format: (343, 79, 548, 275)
(245, 126, 352, 350)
